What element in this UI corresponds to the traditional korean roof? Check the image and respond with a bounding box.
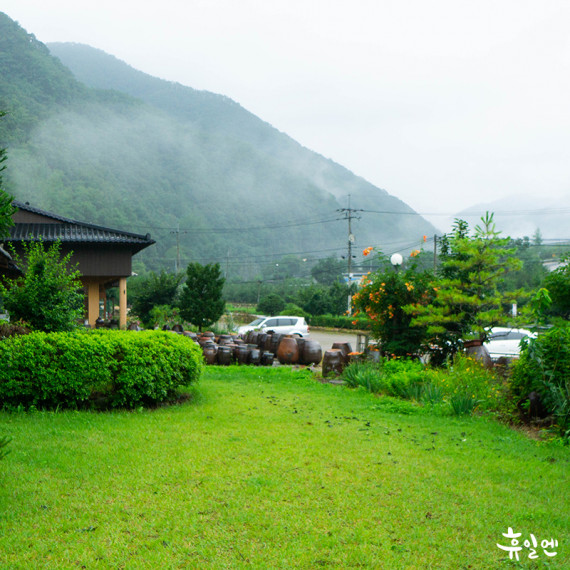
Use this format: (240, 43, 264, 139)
(8, 201, 155, 253)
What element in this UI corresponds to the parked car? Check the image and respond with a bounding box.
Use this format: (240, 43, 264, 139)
(237, 316, 310, 337)
(483, 327, 535, 361)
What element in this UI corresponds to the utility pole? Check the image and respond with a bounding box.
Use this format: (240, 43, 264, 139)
(337, 195, 363, 313)
(170, 224, 190, 272)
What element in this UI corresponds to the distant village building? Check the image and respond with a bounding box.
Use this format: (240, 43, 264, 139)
(4, 201, 155, 328)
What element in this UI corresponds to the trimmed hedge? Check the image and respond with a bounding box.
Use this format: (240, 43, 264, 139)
(0, 330, 203, 410)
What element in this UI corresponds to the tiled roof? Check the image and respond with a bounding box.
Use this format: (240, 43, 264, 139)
(8, 201, 155, 252)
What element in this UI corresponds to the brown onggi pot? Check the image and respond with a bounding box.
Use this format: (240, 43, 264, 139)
(322, 349, 343, 377)
(302, 339, 323, 366)
(277, 335, 299, 364)
(331, 342, 352, 365)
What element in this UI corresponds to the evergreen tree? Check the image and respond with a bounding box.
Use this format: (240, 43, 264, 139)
(179, 262, 225, 331)
(407, 213, 522, 361)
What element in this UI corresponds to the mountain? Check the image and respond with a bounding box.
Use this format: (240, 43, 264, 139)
(452, 194, 570, 241)
(0, 12, 437, 278)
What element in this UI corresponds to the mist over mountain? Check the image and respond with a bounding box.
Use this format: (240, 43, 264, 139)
(0, 12, 436, 278)
(450, 194, 570, 241)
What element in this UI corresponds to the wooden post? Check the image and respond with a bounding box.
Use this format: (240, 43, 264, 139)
(119, 277, 127, 329)
(87, 281, 99, 327)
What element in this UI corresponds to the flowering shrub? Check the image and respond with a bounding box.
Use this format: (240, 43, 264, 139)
(351, 256, 433, 357)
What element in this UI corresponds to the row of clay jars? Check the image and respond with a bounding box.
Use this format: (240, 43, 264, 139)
(276, 335, 323, 366)
(201, 340, 275, 366)
(242, 330, 323, 366)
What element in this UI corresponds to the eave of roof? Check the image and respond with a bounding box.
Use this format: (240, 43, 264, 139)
(8, 201, 155, 252)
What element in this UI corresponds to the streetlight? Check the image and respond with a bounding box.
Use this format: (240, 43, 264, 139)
(390, 253, 403, 271)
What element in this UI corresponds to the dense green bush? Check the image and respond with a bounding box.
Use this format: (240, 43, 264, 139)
(308, 314, 371, 330)
(510, 325, 570, 436)
(0, 330, 203, 410)
(341, 354, 504, 417)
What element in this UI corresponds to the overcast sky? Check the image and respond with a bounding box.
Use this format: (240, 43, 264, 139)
(3, 1, 570, 225)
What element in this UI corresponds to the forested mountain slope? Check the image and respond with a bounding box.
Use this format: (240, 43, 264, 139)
(0, 12, 436, 277)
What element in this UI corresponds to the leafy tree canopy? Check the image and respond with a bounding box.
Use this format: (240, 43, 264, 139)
(128, 270, 183, 327)
(178, 262, 225, 331)
(0, 240, 84, 331)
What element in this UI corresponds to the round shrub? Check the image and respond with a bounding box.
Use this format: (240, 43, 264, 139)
(0, 330, 203, 410)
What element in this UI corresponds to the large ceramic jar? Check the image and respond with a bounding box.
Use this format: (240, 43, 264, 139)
(202, 342, 218, 365)
(270, 333, 282, 354)
(302, 339, 323, 366)
(331, 342, 352, 366)
(236, 344, 250, 365)
(217, 345, 232, 365)
(277, 335, 299, 364)
(322, 349, 343, 377)
(248, 347, 261, 365)
(261, 351, 275, 366)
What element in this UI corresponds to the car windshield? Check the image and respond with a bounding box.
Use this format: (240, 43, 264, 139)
(248, 317, 265, 327)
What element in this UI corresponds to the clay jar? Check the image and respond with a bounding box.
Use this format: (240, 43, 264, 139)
(302, 339, 323, 366)
(277, 335, 299, 365)
(261, 351, 275, 366)
(322, 349, 343, 377)
(236, 344, 250, 365)
(331, 342, 352, 366)
(263, 333, 273, 352)
(248, 347, 261, 365)
(270, 333, 282, 354)
(217, 345, 232, 365)
(202, 342, 218, 365)
(257, 332, 268, 351)
(295, 337, 306, 362)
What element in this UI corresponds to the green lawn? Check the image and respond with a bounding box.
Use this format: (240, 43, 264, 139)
(0, 367, 568, 569)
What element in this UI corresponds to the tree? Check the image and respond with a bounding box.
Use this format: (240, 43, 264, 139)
(0, 111, 17, 239)
(407, 213, 522, 362)
(0, 240, 84, 331)
(311, 257, 344, 285)
(257, 293, 285, 315)
(129, 270, 183, 326)
(178, 262, 225, 331)
(542, 253, 570, 319)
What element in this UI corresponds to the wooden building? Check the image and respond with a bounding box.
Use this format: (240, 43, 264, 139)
(5, 201, 155, 328)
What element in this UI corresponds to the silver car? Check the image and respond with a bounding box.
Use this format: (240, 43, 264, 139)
(237, 316, 310, 337)
(484, 327, 535, 361)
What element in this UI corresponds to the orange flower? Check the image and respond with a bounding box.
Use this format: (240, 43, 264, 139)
(410, 249, 420, 257)
(362, 246, 374, 257)
(423, 235, 427, 242)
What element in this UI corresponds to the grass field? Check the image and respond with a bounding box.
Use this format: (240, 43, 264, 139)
(0, 366, 568, 569)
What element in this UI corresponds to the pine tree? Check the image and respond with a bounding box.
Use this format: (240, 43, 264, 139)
(407, 213, 522, 360)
